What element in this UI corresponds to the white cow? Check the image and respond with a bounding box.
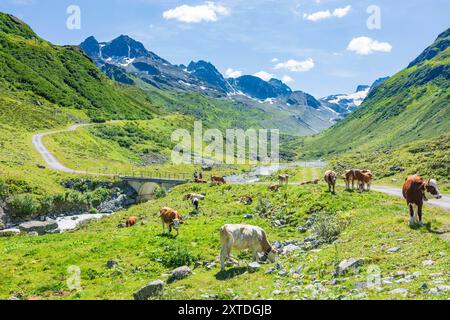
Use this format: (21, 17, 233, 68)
(220, 224, 277, 271)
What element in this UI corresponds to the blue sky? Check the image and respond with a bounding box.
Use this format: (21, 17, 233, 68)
(1, 0, 449, 97)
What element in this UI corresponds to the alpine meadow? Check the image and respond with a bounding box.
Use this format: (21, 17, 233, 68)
(0, 0, 449, 306)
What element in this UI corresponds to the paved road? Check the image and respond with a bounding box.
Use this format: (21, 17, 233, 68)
(32, 124, 450, 212)
(32, 124, 89, 173)
(371, 185, 450, 212)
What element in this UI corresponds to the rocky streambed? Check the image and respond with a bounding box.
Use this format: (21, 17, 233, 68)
(0, 180, 137, 237)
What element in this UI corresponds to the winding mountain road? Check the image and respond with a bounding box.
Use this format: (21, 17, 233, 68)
(32, 123, 450, 212)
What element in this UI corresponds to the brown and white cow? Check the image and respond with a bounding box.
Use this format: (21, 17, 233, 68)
(402, 176, 442, 226)
(211, 176, 226, 185)
(268, 184, 280, 192)
(126, 216, 137, 227)
(160, 207, 184, 236)
(279, 174, 289, 185)
(220, 224, 277, 271)
(358, 171, 373, 192)
(324, 170, 337, 193)
(343, 169, 373, 191)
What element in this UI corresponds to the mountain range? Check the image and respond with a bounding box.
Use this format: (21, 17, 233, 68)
(80, 35, 347, 135)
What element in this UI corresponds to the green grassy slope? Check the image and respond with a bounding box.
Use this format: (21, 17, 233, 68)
(0, 13, 160, 122)
(301, 28, 450, 159)
(1, 183, 449, 300)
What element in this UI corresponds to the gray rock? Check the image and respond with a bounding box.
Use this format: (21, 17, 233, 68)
(205, 262, 215, 270)
(338, 258, 363, 274)
(117, 223, 127, 229)
(0, 229, 21, 237)
(436, 285, 450, 292)
(387, 247, 400, 253)
(194, 261, 203, 268)
(422, 260, 435, 266)
(248, 262, 261, 273)
(169, 266, 192, 282)
(133, 280, 164, 300)
(28, 231, 39, 237)
(244, 214, 253, 219)
(18, 220, 58, 235)
(420, 283, 428, 290)
(389, 288, 408, 296)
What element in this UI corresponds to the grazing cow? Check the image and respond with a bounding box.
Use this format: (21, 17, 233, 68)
(126, 216, 137, 227)
(343, 169, 372, 190)
(220, 224, 277, 271)
(402, 176, 442, 226)
(324, 170, 337, 193)
(358, 171, 373, 192)
(184, 193, 205, 210)
(301, 179, 320, 186)
(268, 184, 280, 192)
(239, 196, 253, 205)
(211, 176, 226, 185)
(194, 178, 208, 184)
(160, 207, 184, 236)
(279, 174, 289, 185)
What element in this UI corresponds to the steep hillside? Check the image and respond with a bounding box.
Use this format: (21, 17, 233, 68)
(0, 14, 159, 122)
(301, 28, 450, 158)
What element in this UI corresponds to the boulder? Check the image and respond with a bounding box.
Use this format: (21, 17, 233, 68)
(0, 229, 21, 237)
(18, 220, 58, 235)
(248, 262, 261, 273)
(338, 258, 363, 275)
(387, 247, 401, 253)
(168, 266, 192, 282)
(133, 280, 164, 300)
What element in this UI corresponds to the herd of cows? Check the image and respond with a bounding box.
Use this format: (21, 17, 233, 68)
(122, 169, 443, 271)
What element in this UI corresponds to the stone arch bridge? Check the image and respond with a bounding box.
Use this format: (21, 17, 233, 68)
(121, 175, 190, 203)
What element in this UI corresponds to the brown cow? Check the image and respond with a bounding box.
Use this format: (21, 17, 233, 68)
(126, 216, 137, 227)
(279, 174, 289, 185)
(160, 207, 184, 236)
(301, 179, 320, 186)
(358, 171, 373, 192)
(211, 176, 226, 185)
(324, 170, 337, 193)
(343, 169, 372, 190)
(194, 178, 208, 184)
(239, 196, 253, 205)
(402, 176, 442, 226)
(268, 184, 280, 192)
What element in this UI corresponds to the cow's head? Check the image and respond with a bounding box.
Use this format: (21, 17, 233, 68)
(425, 179, 442, 200)
(173, 219, 182, 230)
(261, 247, 278, 263)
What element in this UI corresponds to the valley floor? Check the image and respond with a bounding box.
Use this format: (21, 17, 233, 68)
(1, 183, 449, 300)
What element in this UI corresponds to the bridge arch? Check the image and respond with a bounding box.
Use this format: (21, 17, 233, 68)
(137, 182, 161, 202)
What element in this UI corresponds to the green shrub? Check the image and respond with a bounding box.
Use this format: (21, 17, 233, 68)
(158, 244, 201, 268)
(154, 187, 167, 199)
(312, 214, 349, 244)
(9, 194, 39, 217)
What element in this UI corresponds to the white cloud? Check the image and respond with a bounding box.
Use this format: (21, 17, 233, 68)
(225, 68, 242, 78)
(271, 58, 279, 63)
(163, 2, 230, 23)
(332, 6, 352, 18)
(282, 75, 295, 84)
(303, 5, 351, 22)
(347, 36, 392, 55)
(274, 58, 315, 72)
(254, 71, 274, 81)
